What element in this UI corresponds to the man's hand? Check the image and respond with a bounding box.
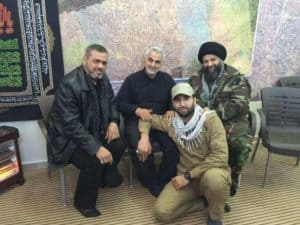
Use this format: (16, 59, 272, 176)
(163, 110, 175, 120)
(135, 108, 153, 120)
(137, 133, 152, 162)
(171, 175, 189, 190)
(105, 122, 120, 143)
(96, 146, 113, 165)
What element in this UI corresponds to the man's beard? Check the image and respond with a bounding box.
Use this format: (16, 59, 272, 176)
(203, 62, 223, 84)
(145, 67, 158, 77)
(88, 71, 104, 81)
(175, 105, 195, 119)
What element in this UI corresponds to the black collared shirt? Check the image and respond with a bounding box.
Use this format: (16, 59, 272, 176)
(115, 69, 175, 117)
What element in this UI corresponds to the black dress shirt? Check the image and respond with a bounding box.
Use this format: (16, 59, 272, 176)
(115, 69, 175, 117)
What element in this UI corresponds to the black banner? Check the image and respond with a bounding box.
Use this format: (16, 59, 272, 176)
(0, 0, 64, 121)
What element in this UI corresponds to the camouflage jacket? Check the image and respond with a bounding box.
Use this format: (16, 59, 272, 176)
(189, 64, 251, 137)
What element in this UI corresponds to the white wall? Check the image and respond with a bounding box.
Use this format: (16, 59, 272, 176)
(0, 120, 47, 165)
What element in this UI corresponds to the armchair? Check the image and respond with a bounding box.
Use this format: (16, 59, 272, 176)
(259, 87, 300, 187)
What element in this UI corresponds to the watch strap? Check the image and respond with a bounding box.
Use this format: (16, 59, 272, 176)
(184, 171, 192, 181)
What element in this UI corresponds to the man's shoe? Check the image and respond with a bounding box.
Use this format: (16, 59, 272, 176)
(104, 167, 123, 187)
(202, 197, 231, 213)
(224, 203, 231, 212)
(230, 182, 238, 196)
(202, 196, 209, 207)
(230, 174, 240, 196)
(207, 217, 222, 225)
(74, 203, 101, 217)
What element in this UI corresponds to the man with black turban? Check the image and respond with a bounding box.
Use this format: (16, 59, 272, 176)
(189, 41, 251, 196)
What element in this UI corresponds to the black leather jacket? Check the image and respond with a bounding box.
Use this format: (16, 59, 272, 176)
(47, 65, 120, 164)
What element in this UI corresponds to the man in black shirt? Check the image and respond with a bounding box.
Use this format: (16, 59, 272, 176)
(115, 46, 179, 197)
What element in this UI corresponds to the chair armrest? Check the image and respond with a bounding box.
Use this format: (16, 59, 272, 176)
(259, 109, 269, 147)
(119, 114, 126, 141)
(249, 109, 257, 137)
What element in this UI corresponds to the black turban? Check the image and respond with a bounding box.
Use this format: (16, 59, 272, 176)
(198, 41, 227, 63)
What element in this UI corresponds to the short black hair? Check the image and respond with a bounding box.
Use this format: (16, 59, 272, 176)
(85, 44, 108, 57)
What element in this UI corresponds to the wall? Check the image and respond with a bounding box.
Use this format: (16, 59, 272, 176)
(0, 121, 46, 165)
(248, 0, 300, 99)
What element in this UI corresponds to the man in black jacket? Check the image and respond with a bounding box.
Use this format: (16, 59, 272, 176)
(115, 46, 179, 197)
(48, 44, 125, 217)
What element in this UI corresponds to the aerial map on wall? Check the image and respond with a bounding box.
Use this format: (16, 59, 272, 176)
(1, 0, 298, 120)
(58, 0, 257, 81)
(248, 0, 300, 99)
(0, 0, 259, 121)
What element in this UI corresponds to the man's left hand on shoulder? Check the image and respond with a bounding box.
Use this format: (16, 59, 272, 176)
(105, 122, 120, 143)
(163, 110, 175, 120)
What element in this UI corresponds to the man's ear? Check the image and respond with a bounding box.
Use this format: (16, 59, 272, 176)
(193, 97, 197, 105)
(82, 56, 88, 66)
(171, 99, 175, 109)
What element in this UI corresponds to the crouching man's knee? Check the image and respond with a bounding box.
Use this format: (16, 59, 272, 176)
(202, 168, 231, 196)
(153, 200, 174, 223)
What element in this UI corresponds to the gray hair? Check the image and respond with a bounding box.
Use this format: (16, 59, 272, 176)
(146, 46, 164, 61)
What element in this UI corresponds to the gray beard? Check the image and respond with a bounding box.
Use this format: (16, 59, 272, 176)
(145, 67, 158, 78)
(88, 71, 103, 83)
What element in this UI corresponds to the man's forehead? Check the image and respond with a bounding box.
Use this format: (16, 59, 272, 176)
(202, 54, 219, 61)
(147, 51, 162, 60)
(88, 51, 107, 59)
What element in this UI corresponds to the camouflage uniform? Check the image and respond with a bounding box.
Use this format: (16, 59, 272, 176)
(189, 64, 251, 195)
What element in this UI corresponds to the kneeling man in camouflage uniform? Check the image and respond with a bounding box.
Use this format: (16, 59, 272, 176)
(137, 83, 231, 225)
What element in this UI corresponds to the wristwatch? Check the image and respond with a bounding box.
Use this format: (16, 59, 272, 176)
(183, 171, 192, 181)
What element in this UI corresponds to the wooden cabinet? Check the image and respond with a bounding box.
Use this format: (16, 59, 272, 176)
(0, 126, 25, 190)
